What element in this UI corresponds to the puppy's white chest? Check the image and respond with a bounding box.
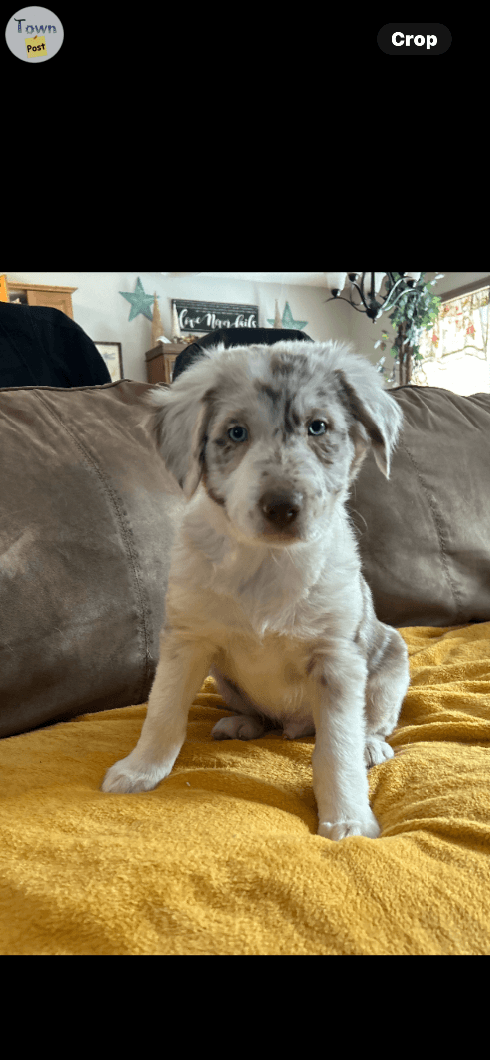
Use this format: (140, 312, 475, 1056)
(217, 633, 317, 722)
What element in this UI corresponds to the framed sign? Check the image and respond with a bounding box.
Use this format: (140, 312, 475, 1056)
(172, 299, 258, 335)
(94, 341, 123, 381)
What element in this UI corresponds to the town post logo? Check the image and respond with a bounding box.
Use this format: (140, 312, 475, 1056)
(5, 6, 64, 62)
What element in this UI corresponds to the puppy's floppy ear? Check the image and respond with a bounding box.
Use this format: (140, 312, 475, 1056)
(142, 381, 216, 498)
(334, 354, 403, 479)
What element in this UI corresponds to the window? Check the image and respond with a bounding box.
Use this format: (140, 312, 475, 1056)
(413, 286, 489, 394)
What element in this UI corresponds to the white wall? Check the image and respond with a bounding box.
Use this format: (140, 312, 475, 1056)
(6, 271, 487, 384)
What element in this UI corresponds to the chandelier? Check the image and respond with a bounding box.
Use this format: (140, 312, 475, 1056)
(324, 273, 422, 320)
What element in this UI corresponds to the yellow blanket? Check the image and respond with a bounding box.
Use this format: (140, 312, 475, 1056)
(1, 622, 490, 955)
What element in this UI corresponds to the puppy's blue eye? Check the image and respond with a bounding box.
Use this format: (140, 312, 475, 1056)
(228, 426, 248, 443)
(308, 420, 327, 436)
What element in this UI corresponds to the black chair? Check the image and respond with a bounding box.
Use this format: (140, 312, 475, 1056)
(172, 326, 313, 382)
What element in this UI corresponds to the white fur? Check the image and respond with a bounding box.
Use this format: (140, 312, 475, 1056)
(102, 340, 410, 841)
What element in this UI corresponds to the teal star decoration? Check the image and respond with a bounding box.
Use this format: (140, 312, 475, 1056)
(266, 300, 308, 330)
(119, 277, 156, 322)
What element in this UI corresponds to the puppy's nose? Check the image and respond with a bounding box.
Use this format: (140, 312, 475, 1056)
(260, 489, 303, 530)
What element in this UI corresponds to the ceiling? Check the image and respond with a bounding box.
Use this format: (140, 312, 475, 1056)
(163, 273, 333, 287)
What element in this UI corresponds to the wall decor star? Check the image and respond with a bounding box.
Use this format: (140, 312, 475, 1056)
(266, 300, 308, 330)
(119, 277, 157, 322)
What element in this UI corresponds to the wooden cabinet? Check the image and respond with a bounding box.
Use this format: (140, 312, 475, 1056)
(145, 342, 187, 384)
(6, 280, 77, 318)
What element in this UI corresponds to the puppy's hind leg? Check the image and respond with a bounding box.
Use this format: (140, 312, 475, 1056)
(283, 719, 316, 740)
(364, 626, 410, 768)
(209, 666, 268, 741)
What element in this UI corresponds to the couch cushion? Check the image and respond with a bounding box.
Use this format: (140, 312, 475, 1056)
(0, 380, 183, 739)
(349, 385, 490, 627)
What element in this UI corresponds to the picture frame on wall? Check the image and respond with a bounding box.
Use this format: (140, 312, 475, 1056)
(94, 342, 123, 382)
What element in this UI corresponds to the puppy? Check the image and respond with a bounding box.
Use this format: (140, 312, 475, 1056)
(102, 340, 409, 841)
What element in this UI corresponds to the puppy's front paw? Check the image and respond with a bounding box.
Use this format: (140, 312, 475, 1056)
(101, 755, 164, 794)
(318, 809, 381, 841)
(364, 736, 395, 769)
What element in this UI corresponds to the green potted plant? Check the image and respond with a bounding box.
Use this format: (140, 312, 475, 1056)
(375, 272, 443, 385)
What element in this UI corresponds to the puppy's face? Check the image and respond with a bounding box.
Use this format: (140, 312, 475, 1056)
(199, 351, 362, 547)
(152, 341, 400, 549)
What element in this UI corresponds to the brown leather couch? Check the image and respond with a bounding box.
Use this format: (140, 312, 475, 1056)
(1, 370, 489, 739)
